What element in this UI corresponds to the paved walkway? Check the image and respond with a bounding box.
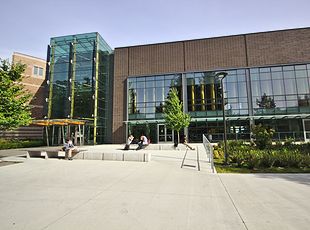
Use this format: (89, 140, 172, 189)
(0, 146, 309, 229)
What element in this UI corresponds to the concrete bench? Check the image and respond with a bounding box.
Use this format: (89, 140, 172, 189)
(27, 150, 47, 159)
(75, 151, 151, 162)
(45, 151, 66, 158)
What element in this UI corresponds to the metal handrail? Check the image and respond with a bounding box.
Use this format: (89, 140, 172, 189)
(202, 134, 215, 173)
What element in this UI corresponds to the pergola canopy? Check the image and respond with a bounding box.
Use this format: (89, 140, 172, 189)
(32, 119, 87, 126)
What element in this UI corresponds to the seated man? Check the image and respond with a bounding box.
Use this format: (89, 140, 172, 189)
(62, 138, 78, 160)
(136, 134, 148, 150)
(124, 134, 134, 150)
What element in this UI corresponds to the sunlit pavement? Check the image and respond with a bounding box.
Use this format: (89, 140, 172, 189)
(0, 145, 309, 230)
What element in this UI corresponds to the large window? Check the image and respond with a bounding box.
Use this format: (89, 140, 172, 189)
(128, 74, 181, 120)
(250, 64, 310, 115)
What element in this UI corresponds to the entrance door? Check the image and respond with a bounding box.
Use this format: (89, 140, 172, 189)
(157, 124, 174, 143)
(303, 119, 310, 142)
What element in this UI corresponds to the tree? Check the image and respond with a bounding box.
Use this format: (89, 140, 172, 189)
(256, 93, 276, 109)
(164, 88, 191, 147)
(0, 59, 32, 131)
(251, 124, 274, 149)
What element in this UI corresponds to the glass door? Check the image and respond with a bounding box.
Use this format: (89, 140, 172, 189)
(157, 124, 174, 143)
(303, 119, 310, 142)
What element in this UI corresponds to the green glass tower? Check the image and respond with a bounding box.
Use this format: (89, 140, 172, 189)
(45, 32, 113, 144)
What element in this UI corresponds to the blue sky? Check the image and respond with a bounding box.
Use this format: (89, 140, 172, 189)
(1, 0, 309, 60)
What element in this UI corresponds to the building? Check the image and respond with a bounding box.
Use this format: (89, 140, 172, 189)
(46, 28, 310, 144)
(0, 52, 46, 139)
(44, 32, 113, 145)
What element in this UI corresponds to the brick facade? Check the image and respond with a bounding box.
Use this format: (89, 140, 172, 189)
(0, 53, 47, 139)
(112, 27, 310, 143)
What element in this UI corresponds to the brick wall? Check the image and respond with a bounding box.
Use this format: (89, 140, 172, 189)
(113, 28, 310, 143)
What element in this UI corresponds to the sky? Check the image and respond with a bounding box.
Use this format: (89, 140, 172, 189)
(1, 0, 310, 60)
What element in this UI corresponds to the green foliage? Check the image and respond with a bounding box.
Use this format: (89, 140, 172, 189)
(252, 124, 274, 149)
(213, 145, 224, 159)
(164, 88, 190, 144)
(0, 139, 44, 150)
(256, 93, 276, 108)
(217, 142, 310, 170)
(0, 59, 32, 130)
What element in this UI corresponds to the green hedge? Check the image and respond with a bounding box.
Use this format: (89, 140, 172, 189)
(217, 140, 310, 169)
(0, 139, 44, 150)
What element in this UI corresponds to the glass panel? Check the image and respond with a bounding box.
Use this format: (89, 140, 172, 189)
(260, 72, 271, 80)
(236, 69, 245, 74)
(284, 79, 297, 94)
(295, 65, 306, 70)
(33, 66, 38, 75)
(259, 67, 270, 73)
(271, 66, 282, 72)
(296, 78, 310, 94)
(155, 80, 164, 87)
(250, 73, 259, 81)
(250, 68, 259, 74)
(145, 88, 155, 102)
(295, 70, 307, 78)
(238, 82, 247, 97)
(260, 80, 273, 95)
(283, 66, 294, 71)
(251, 81, 261, 96)
(136, 88, 145, 103)
(226, 83, 237, 97)
(272, 79, 285, 95)
(271, 72, 283, 80)
(39, 67, 43, 76)
(155, 88, 164, 102)
(146, 81, 155, 88)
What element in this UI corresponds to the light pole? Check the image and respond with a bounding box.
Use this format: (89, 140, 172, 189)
(215, 72, 228, 164)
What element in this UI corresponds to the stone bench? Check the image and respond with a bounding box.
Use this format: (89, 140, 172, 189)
(74, 151, 151, 162)
(27, 150, 47, 159)
(46, 151, 66, 158)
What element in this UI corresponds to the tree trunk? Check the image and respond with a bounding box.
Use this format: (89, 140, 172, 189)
(174, 131, 180, 148)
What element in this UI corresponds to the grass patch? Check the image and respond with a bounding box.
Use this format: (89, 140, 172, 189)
(214, 159, 310, 173)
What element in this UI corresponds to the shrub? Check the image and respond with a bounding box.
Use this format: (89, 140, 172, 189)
(0, 139, 44, 150)
(252, 124, 274, 149)
(259, 150, 277, 168)
(244, 150, 262, 169)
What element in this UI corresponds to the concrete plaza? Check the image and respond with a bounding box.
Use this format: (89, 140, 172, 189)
(0, 145, 309, 230)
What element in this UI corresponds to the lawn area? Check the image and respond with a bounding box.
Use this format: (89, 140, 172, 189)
(214, 159, 310, 173)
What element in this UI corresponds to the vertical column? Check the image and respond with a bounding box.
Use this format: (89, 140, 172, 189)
(190, 78, 195, 111)
(44, 45, 51, 118)
(182, 73, 189, 138)
(125, 78, 129, 140)
(93, 40, 99, 144)
(47, 45, 55, 118)
(201, 79, 206, 111)
(211, 78, 216, 111)
(246, 68, 255, 137)
(70, 39, 77, 118)
(66, 42, 73, 118)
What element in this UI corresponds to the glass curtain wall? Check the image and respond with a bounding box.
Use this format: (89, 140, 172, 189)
(127, 64, 310, 143)
(47, 33, 112, 144)
(127, 74, 181, 142)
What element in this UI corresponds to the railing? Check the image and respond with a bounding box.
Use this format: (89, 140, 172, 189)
(197, 132, 306, 142)
(202, 134, 215, 173)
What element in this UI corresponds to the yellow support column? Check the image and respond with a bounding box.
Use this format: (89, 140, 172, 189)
(191, 79, 195, 111)
(201, 80, 205, 111)
(211, 79, 216, 111)
(93, 40, 99, 144)
(70, 40, 76, 117)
